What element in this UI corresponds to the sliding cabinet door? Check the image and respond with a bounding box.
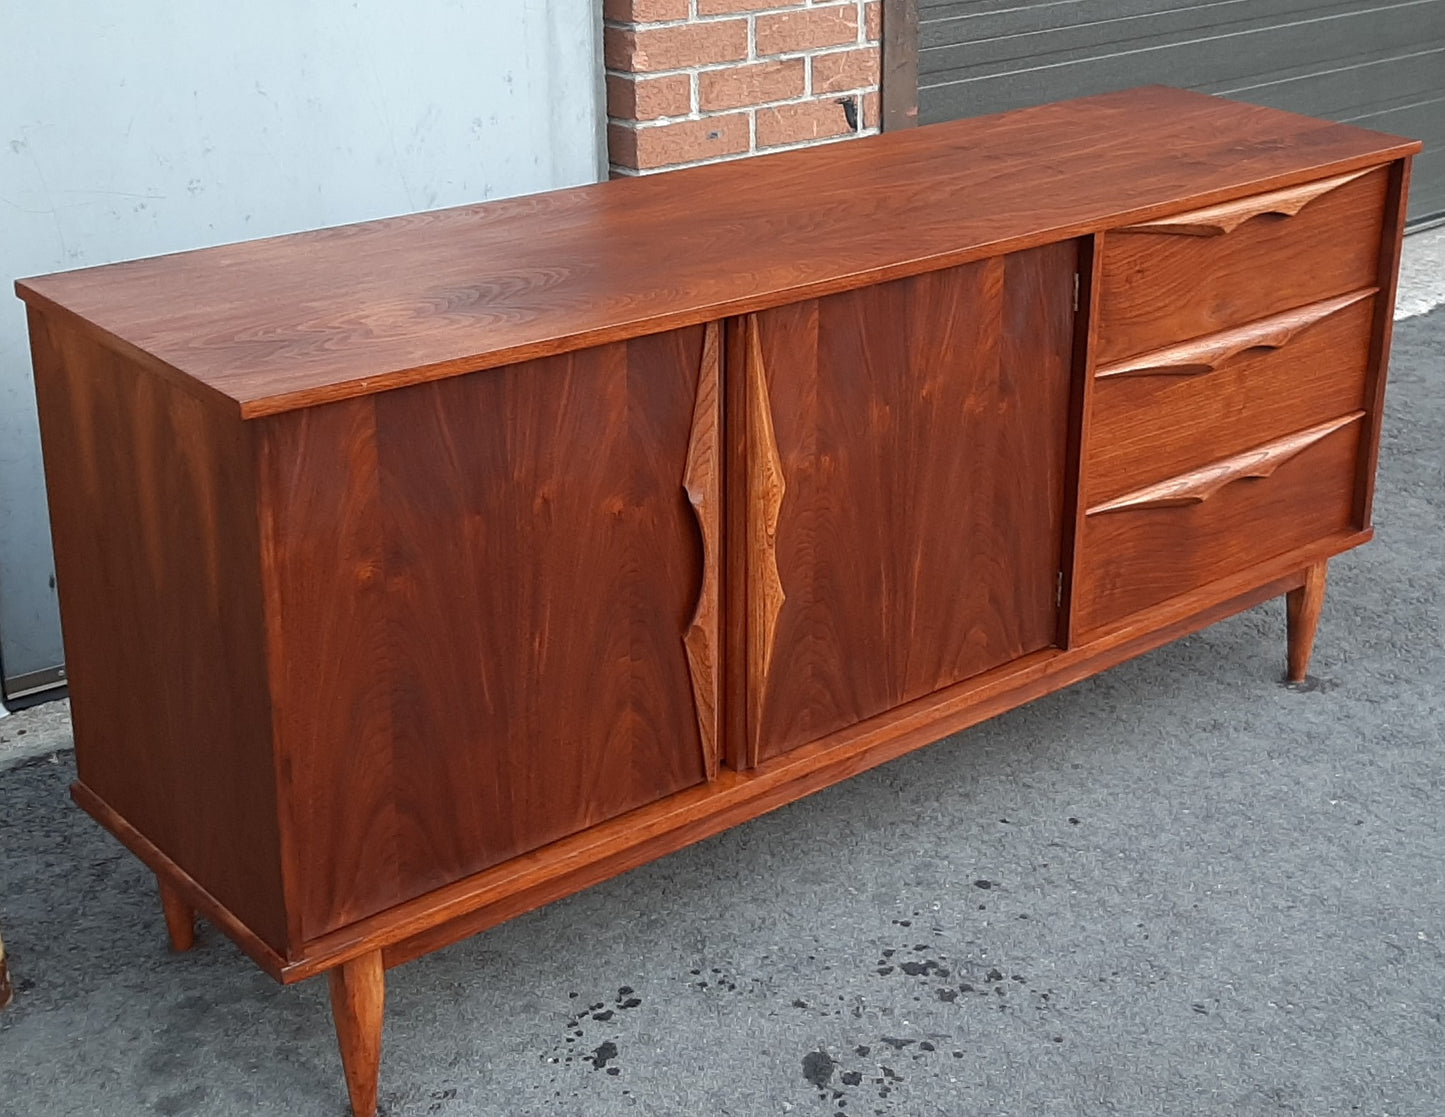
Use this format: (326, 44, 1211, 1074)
(260, 325, 723, 940)
(730, 244, 1078, 765)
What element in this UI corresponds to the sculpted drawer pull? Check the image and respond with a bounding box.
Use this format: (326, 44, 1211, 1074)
(1095, 289, 1376, 380)
(1085, 412, 1364, 515)
(1115, 168, 1376, 237)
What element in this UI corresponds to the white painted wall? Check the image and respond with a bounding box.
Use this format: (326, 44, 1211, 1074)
(0, 0, 605, 686)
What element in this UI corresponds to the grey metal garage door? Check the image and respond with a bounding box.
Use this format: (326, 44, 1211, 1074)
(917, 0, 1445, 224)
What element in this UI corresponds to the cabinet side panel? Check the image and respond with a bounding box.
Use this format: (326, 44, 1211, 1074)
(753, 244, 1075, 760)
(256, 398, 401, 942)
(27, 310, 289, 952)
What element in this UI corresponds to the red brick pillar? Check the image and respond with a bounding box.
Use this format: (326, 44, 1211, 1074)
(604, 0, 881, 176)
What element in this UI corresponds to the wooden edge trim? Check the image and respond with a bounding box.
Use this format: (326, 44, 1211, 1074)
(1058, 233, 1105, 649)
(1085, 412, 1365, 516)
(1355, 156, 1413, 528)
(683, 321, 723, 780)
(253, 416, 319, 953)
(880, 0, 919, 132)
(279, 528, 1371, 983)
(16, 294, 245, 419)
(722, 316, 752, 772)
(1114, 167, 1377, 236)
(1095, 288, 1378, 380)
(69, 780, 291, 981)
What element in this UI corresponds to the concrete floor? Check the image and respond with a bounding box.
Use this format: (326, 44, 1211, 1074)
(0, 699, 70, 770)
(1395, 224, 1445, 320)
(1, 261, 1442, 1117)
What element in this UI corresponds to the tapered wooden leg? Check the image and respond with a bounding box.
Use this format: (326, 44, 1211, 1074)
(1286, 560, 1328, 683)
(329, 950, 385, 1117)
(157, 878, 196, 952)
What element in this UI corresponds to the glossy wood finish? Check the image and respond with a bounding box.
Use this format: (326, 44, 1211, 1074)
(1075, 416, 1363, 635)
(26, 310, 291, 954)
(326, 529, 1371, 984)
(260, 331, 711, 941)
(18, 90, 1417, 1117)
(1287, 561, 1329, 682)
(740, 247, 1075, 764)
(1356, 158, 1414, 528)
(15, 88, 1418, 418)
(158, 878, 196, 953)
(256, 395, 394, 945)
(63, 516, 1372, 990)
(744, 315, 788, 718)
(1097, 166, 1389, 363)
(328, 951, 385, 1117)
(1088, 414, 1364, 514)
(1094, 289, 1374, 381)
(69, 780, 291, 977)
(1087, 292, 1375, 505)
(683, 322, 724, 780)
(1058, 234, 1106, 651)
(1114, 168, 1375, 236)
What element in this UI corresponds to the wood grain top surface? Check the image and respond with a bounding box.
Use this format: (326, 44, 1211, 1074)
(15, 86, 1419, 418)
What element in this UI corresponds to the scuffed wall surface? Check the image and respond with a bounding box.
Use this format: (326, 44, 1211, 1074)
(0, 0, 604, 679)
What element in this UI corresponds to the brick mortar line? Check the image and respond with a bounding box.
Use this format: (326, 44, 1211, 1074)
(756, 125, 880, 154)
(610, 50, 875, 77)
(604, 42, 880, 84)
(608, 85, 879, 131)
(607, 124, 881, 177)
(746, 8, 760, 147)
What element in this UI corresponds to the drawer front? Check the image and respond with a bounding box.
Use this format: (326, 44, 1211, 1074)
(1096, 166, 1387, 363)
(1086, 290, 1375, 506)
(1074, 413, 1362, 636)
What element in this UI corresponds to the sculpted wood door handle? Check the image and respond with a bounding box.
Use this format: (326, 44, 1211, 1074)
(1086, 412, 1364, 515)
(745, 314, 787, 690)
(1095, 289, 1377, 380)
(1115, 168, 1376, 237)
(683, 321, 723, 780)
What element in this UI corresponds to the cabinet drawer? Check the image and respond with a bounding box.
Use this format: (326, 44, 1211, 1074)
(1096, 166, 1387, 363)
(1074, 413, 1362, 635)
(1086, 289, 1375, 506)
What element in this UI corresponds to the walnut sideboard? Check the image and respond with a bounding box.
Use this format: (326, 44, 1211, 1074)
(16, 87, 1419, 1116)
